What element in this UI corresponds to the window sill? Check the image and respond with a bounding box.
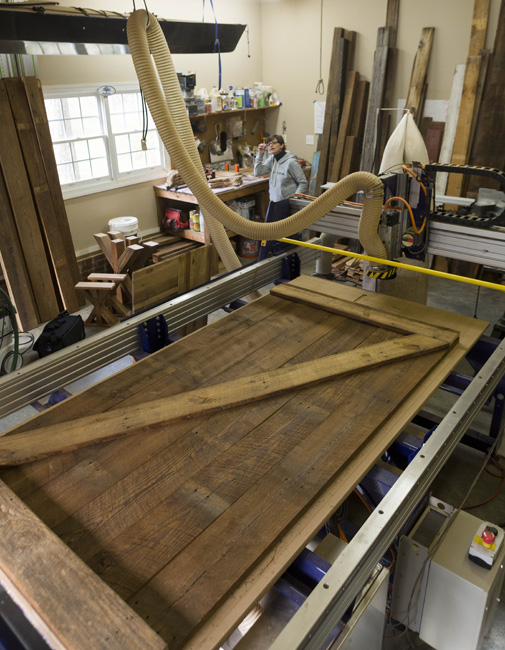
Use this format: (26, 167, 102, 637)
(62, 169, 167, 200)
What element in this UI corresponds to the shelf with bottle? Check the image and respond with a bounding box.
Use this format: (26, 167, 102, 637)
(188, 103, 281, 120)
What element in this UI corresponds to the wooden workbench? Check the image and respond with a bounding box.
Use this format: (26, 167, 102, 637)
(154, 177, 269, 245)
(0, 276, 487, 650)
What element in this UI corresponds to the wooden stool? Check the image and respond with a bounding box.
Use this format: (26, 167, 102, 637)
(76, 273, 130, 327)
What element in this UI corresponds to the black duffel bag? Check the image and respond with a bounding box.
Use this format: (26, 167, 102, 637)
(34, 310, 85, 358)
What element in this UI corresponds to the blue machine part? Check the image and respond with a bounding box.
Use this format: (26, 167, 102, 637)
(360, 464, 401, 506)
(139, 314, 170, 353)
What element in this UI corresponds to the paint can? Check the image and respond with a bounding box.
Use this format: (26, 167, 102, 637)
(238, 236, 259, 259)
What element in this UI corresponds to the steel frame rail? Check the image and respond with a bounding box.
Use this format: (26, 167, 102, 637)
(270, 338, 505, 650)
(0, 247, 318, 419)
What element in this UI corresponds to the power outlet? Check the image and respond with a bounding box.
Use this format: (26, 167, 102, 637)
(306, 135, 315, 145)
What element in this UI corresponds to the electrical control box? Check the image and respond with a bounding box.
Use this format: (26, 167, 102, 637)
(419, 510, 505, 650)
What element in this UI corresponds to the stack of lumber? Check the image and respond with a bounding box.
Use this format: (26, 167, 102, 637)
(344, 258, 364, 284)
(0, 77, 82, 330)
(151, 240, 200, 264)
(467, 0, 505, 196)
(315, 29, 369, 191)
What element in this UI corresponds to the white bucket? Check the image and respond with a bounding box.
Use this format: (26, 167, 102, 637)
(108, 216, 139, 238)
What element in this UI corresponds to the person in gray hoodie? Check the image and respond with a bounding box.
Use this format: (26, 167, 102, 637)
(254, 134, 308, 260)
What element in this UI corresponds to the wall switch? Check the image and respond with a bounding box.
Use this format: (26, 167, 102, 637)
(306, 135, 315, 145)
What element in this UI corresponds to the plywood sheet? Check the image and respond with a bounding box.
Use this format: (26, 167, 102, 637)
(0, 277, 487, 650)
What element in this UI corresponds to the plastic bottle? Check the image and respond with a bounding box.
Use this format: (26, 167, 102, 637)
(228, 86, 237, 110)
(210, 86, 222, 112)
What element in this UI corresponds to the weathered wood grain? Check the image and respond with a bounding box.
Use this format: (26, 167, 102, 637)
(0, 80, 59, 322)
(405, 27, 434, 123)
(315, 27, 345, 194)
(0, 334, 449, 466)
(0, 481, 167, 650)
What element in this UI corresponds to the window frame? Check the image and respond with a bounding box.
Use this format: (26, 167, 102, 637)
(42, 82, 169, 200)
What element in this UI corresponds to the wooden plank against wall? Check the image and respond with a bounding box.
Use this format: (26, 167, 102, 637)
(0, 171, 39, 330)
(446, 0, 491, 196)
(314, 27, 344, 195)
(0, 81, 59, 323)
(360, 27, 391, 173)
(446, 54, 483, 197)
(329, 71, 359, 181)
(435, 63, 465, 196)
(468, 0, 505, 193)
(405, 27, 435, 123)
(22, 77, 84, 306)
(5, 78, 81, 314)
(326, 37, 349, 179)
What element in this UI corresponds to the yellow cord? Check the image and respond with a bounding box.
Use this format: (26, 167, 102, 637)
(278, 238, 505, 293)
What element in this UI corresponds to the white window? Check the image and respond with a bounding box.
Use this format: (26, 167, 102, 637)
(43, 83, 168, 199)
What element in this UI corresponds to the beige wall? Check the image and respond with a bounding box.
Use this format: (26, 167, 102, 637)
(261, 0, 501, 161)
(36, 0, 501, 254)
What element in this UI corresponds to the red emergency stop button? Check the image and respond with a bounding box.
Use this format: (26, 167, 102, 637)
(482, 528, 495, 547)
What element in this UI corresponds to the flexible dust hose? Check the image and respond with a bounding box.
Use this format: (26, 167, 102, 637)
(126, 11, 386, 264)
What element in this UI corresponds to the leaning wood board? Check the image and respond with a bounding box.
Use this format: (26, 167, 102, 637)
(0, 277, 487, 650)
(4, 77, 80, 314)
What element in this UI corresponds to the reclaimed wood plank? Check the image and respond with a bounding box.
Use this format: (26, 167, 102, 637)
(21, 77, 83, 308)
(405, 27, 435, 123)
(435, 63, 465, 196)
(326, 37, 349, 180)
(0, 170, 39, 330)
(467, 0, 505, 193)
(0, 481, 167, 650)
(315, 27, 344, 195)
(0, 334, 449, 467)
(329, 70, 359, 182)
(360, 27, 391, 173)
(270, 283, 458, 345)
(446, 54, 483, 196)
(0, 80, 59, 322)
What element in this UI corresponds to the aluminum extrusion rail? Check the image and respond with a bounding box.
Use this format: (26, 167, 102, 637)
(0, 247, 318, 419)
(270, 338, 505, 650)
(290, 197, 505, 270)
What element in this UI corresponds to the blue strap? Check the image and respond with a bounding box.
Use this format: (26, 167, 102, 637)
(203, 0, 222, 89)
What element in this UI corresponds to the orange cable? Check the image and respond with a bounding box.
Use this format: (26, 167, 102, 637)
(384, 196, 427, 235)
(402, 165, 428, 196)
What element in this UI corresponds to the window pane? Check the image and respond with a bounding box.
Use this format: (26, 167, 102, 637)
(80, 95, 98, 118)
(115, 134, 130, 155)
(146, 149, 161, 167)
(125, 112, 141, 132)
(57, 163, 75, 185)
(131, 151, 146, 170)
(123, 93, 139, 113)
(72, 140, 89, 162)
(117, 153, 132, 173)
(88, 138, 106, 158)
(81, 116, 101, 137)
(45, 98, 63, 120)
(53, 142, 72, 164)
(110, 113, 126, 133)
(75, 160, 92, 181)
(49, 120, 66, 141)
(62, 97, 81, 119)
(108, 94, 123, 114)
(91, 157, 109, 178)
(66, 118, 84, 138)
(145, 130, 158, 149)
(129, 133, 143, 152)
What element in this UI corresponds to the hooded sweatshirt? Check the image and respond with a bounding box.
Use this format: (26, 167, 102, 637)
(254, 149, 308, 202)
